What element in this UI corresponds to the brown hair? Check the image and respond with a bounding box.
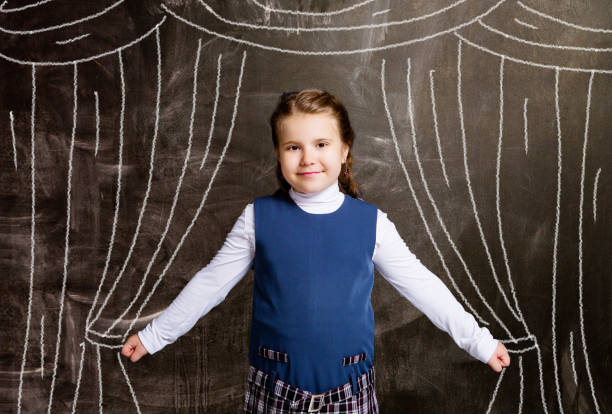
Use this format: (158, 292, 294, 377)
(269, 89, 362, 199)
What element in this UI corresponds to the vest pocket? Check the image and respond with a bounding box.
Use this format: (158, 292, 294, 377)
(342, 352, 367, 366)
(258, 346, 289, 363)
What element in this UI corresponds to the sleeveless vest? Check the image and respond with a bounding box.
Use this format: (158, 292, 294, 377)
(249, 189, 377, 394)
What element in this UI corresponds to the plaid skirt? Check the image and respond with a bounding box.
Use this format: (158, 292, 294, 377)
(243, 364, 379, 413)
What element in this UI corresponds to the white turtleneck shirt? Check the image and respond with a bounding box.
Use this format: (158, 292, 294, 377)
(138, 181, 499, 364)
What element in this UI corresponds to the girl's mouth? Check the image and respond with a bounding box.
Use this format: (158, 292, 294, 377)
(299, 172, 320, 176)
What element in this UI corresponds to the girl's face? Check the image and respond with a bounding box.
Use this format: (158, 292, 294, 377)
(275, 112, 349, 194)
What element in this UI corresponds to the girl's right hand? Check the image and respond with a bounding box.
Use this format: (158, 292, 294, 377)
(121, 334, 149, 362)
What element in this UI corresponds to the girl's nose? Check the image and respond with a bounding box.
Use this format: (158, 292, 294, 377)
(300, 148, 315, 165)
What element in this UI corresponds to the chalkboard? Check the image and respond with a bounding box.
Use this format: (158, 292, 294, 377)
(1, 1, 610, 412)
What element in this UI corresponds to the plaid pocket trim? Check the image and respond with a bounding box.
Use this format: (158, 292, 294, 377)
(342, 352, 367, 366)
(258, 346, 289, 363)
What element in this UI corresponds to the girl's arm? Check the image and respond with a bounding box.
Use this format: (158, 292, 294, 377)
(372, 209, 501, 365)
(136, 203, 255, 355)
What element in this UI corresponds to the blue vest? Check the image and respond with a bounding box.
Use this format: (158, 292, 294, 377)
(249, 189, 377, 394)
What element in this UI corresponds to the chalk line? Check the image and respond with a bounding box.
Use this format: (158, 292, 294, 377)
(87, 26, 160, 332)
(535, 342, 549, 413)
(40, 315, 44, 378)
(122, 50, 247, 341)
(569, 331, 578, 385)
(104, 37, 203, 335)
(517, 1, 612, 34)
(514, 18, 538, 30)
(551, 67, 563, 414)
(161, 1, 505, 56)
(479, 20, 612, 52)
(453, 32, 612, 74)
(501, 335, 535, 343)
(485, 367, 506, 414)
(89, 329, 122, 338)
(518, 356, 524, 413)
(382, 57, 490, 327)
(86, 50, 126, 330)
(508, 344, 538, 354)
(96, 345, 103, 414)
(523, 98, 528, 154)
(85, 336, 122, 349)
(70, 342, 86, 414)
(252, 0, 375, 16)
(94, 91, 100, 156)
(578, 71, 601, 414)
(457, 40, 523, 325)
(9, 110, 17, 169)
(406, 58, 503, 328)
(47, 62, 78, 414)
(55, 33, 90, 45)
(0, 16, 166, 67)
(428, 70, 450, 187)
(200, 53, 222, 170)
(593, 168, 601, 222)
(16, 64, 36, 414)
(495, 56, 532, 336)
(372, 9, 390, 17)
(0, 0, 125, 34)
(197, 0, 467, 32)
(117, 352, 142, 414)
(0, 0, 53, 13)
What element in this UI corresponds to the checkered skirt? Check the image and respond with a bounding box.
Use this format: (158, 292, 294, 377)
(243, 365, 379, 413)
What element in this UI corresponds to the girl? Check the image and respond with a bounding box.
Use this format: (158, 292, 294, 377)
(122, 89, 510, 413)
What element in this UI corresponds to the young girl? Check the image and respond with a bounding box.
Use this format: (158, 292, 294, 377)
(122, 89, 510, 413)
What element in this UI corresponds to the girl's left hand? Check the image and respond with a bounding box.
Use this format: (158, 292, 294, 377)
(487, 341, 510, 372)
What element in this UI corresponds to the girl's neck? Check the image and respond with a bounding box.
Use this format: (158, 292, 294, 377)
(288, 181, 344, 214)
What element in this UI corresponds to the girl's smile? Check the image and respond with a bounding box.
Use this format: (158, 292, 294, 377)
(275, 112, 349, 194)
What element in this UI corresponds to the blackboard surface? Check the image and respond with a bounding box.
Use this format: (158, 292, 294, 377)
(1, 1, 610, 413)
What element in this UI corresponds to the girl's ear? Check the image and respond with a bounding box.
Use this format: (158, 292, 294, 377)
(342, 143, 349, 162)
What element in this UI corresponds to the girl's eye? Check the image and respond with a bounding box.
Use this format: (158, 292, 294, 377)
(318, 142, 328, 147)
(287, 145, 299, 151)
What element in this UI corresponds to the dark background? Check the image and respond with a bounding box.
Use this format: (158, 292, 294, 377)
(1, 1, 610, 412)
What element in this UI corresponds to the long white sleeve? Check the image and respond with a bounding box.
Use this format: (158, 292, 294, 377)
(372, 210, 499, 364)
(137, 204, 255, 354)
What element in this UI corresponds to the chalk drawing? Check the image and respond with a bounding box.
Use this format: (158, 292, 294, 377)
(16, 64, 35, 414)
(478, 20, 612, 52)
(0, 0, 125, 34)
(551, 67, 563, 414)
(457, 41, 523, 324)
(47, 62, 78, 414)
(197, 0, 468, 32)
(9, 110, 17, 169)
(523, 98, 529, 154)
(495, 56, 532, 336)
(453, 32, 612, 74)
(200, 53, 222, 170)
(86, 27, 161, 334)
(517, 1, 612, 34)
(102, 37, 205, 335)
(123, 50, 247, 341)
(381, 57, 490, 328)
(96, 344, 102, 413)
(569, 331, 578, 385)
(160, 1, 505, 56)
(39, 315, 44, 378)
(116, 351, 142, 414)
(428, 70, 450, 187)
(0, 16, 166, 66)
(408, 57, 513, 328)
(55, 33, 90, 45)
(251, 0, 376, 16)
(593, 168, 601, 222)
(508, 344, 538, 354)
(519, 356, 524, 413)
(86, 51, 126, 331)
(0, 0, 54, 13)
(372, 9, 390, 17)
(485, 367, 506, 414)
(94, 91, 100, 156)
(577, 71, 601, 413)
(70, 342, 86, 414)
(514, 18, 538, 30)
